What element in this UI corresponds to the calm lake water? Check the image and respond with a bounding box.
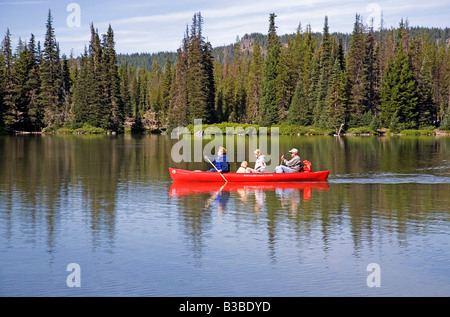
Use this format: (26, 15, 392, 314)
(0, 134, 449, 297)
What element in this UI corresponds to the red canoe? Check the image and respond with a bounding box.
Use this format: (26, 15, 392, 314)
(169, 168, 330, 182)
(169, 181, 329, 197)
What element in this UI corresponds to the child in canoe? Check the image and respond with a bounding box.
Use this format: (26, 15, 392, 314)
(236, 161, 250, 173)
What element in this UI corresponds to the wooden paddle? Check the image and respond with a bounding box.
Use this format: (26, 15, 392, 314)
(205, 156, 228, 183)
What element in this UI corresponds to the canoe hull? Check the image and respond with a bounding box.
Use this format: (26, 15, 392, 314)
(169, 168, 330, 182)
(169, 181, 330, 197)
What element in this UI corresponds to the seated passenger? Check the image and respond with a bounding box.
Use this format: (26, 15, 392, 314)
(247, 149, 266, 173)
(236, 161, 250, 173)
(274, 148, 303, 173)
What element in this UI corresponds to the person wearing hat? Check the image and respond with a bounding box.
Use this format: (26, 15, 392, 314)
(274, 148, 303, 173)
(247, 149, 266, 173)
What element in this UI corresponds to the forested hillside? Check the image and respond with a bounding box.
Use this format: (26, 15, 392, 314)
(1, 10, 449, 134)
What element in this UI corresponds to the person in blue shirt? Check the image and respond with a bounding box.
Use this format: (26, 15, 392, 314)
(205, 146, 230, 173)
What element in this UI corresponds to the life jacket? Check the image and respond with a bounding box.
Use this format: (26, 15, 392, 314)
(215, 155, 229, 172)
(302, 160, 312, 172)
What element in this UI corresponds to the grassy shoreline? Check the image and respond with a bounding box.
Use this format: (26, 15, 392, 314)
(4, 122, 449, 136)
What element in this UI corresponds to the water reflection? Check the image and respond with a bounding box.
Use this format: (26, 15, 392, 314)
(170, 181, 329, 213)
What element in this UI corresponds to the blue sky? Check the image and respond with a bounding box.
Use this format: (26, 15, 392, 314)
(0, 0, 449, 56)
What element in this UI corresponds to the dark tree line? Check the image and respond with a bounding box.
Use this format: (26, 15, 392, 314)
(1, 11, 450, 134)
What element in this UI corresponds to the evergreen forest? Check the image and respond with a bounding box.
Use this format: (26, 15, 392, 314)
(1, 10, 450, 135)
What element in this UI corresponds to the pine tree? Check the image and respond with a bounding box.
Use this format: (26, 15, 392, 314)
(149, 58, 162, 114)
(102, 25, 123, 131)
(12, 38, 33, 130)
(221, 59, 234, 121)
(160, 55, 173, 125)
(327, 57, 348, 132)
(138, 67, 149, 115)
(89, 23, 109, 129)
(307, 52, 320, 127)
(39, 10, 63, 128)
(230, 42, 247, 122)
(1, 29, 16, 131)
(259, 13, 281, 126)
(245, 40, 263, 123)
(435, 39, 449, 124)
(365, 26, 378, 115)
(276, 38, 297, 122)
(0, 42, 5, 132)
(289, 24, 317, 127)
(60, 53, 72, 124)
(168, 28, 189, 129)
(313, 16, 335, 128)
(119, 63, 132, 119)
(346, 14, 370, 127)
(26, 34, 42, 131)
(186, 12, 215, 124)
(380, 27, 419, 128)
(417, 46, 435, 127)
(299, 24, 316, 96)
(213, 60, 226, 122)
(72, 48, 91, 125)
(287, 76, 309, 125)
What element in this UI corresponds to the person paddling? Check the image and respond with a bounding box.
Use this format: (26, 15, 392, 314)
(274, 148, 303, 173)
(205, 146, 230, 173)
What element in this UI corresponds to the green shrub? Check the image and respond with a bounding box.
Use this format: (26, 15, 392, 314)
(400, 129, 435, 136)
(346, 126, 378, 135)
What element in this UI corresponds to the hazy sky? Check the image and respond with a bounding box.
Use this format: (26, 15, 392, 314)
(0, 0, 449, 56)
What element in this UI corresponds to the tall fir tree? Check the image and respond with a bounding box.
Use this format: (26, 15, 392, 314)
(327, 57, 348, 133)
(276, 38, 298, 122)
(245, 40, 263, 123)
(230, 42, 247, 122)
(119, 63, 132, 119)
(287, 76, 309, 125)
(346, 14, 370, 127)
(26, 34, 42, 131)
(101, 25, 123, 131)
(72, 48, 92, 125)
(298, 24, 316, 98)
(149, 59, 162, 114)
(88, 23, 109, 129)
(168, 27, 189, 129)
(417, 43, 435, 127)
(259, 13, 281, 126)
(365, 26, 378, 115)
(186, 12, 215, 124)
(380, 23, 419, 128)
(1, 29, 16, 131)
(160, 55, 174, 125)
(313, 16, 335, 128)
(39, 10, 63, 128)
(0, 41, 5, 132)
(11, 38, 33, 130)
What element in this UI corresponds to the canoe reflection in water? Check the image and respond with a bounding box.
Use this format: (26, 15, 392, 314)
(169, 181, 330, 214)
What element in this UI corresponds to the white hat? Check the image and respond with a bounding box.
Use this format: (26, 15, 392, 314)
(289, 148, 298, 154)
(254, 149, 260, 154)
